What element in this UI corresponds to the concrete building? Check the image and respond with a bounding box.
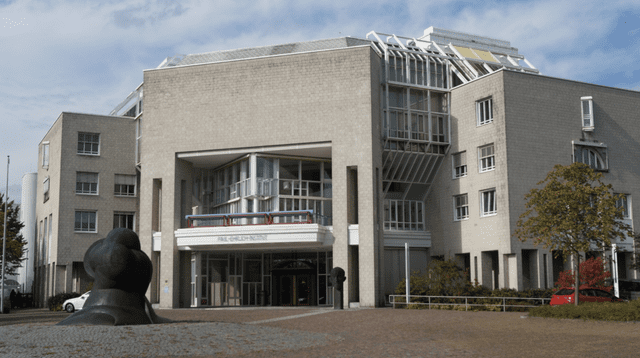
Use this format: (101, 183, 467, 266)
(427, 69, 640, 290)
(34, 27, 640, 307)
(34, 112, 137, 305)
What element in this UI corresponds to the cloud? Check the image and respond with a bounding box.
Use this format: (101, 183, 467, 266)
(112, 0, 187, 29)
(0, 0, 638, 189)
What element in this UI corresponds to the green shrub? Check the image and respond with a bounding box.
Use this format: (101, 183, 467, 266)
(46, 292, 80, 311)
(394, 259, 556, 311)
(529, 299, 640, 321)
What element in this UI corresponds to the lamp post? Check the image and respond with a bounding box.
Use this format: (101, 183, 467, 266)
(1, 156, 9, 313)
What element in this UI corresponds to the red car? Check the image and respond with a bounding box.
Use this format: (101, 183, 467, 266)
(549, 287, 625, 306)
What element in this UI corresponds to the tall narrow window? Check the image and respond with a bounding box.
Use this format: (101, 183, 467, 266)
(581, 96, 594, 131)
(481, 189, 497, 217)
(75, 211, 97, 232)
(431, 115, 447, 142)
(77, 132, 100, 155)
(476, 98, 493, 126)
(615, 194, 630, 219)
(114, 174, 136, 196)
(42, 143, 50, 168)
(479, 144, 495, 172)
(76, 172, 99, 195)
(452, 152, 467, 178)
(43, 176, 50, 203)
(454, 194, 469, 220)
(48, 214, 52, 263)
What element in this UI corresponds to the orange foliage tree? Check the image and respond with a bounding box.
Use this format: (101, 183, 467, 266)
(555, 257, 611, 292)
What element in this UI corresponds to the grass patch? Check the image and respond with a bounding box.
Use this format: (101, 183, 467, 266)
(529, 299, 640, 321)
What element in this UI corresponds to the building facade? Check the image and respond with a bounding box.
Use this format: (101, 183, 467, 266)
(428, 69, 640, 291)
(34, 112, 137, 305)
(34, 27, 640, 307)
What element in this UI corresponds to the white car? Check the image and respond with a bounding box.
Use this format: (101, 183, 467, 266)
(63, 291, 91, 313)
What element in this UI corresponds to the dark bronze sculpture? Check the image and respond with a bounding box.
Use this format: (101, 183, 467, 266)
(57, 228, 170, 326)
(329, 267, 346, 310)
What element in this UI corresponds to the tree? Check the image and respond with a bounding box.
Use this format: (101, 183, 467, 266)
(555, 256, 611, 291)
(0, 193, 26, 276)
(514, 163, 632, 305)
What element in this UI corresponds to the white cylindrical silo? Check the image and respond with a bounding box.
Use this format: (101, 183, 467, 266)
(17, 173, 37, 293)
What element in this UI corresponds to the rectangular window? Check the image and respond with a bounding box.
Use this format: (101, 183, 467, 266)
(75, 211, 97, 232)
(479, 144, 495, 172)
(452, 152, 467, 178)
(43, 176, 50, 203)
(615, 194, 630, 219)
(76, 172, 98, 195)
(383, 200, 424, 231)
(113, 212, 135, 230)
(476, 98, 493, 126)
(481, 189, 497, 217)
(42, 143, 50, 168)
(77, 132, 100, 155)
(431, 115, 447, 142)
(114, 174, 136, 196)
(581, 96, 594, 131)
(573, 143, 607, 171)
(454, 194, 469, 220)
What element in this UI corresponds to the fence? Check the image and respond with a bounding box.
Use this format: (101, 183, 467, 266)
(389, 294, 551, 312)
(186, 210, 316, 228)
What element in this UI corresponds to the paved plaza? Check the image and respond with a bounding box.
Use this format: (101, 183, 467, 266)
(0, 307, 639, 357)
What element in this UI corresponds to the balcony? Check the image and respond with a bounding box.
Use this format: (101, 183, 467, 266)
(176, 210, 334, 250)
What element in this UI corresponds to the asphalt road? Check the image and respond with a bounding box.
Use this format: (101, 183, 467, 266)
(0, 308, 67, 326)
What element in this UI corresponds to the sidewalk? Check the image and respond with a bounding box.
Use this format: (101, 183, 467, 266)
(1, 307, 639, 357)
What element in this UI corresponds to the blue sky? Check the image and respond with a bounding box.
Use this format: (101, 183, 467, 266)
(1, 0, 639, 203)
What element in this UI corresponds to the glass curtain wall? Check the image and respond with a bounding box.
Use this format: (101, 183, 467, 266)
(192, 155, 332, 225)
(194, 251, 333, 307)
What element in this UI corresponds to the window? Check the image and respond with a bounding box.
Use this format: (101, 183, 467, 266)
(114, 174, 136, 196)
(615, 194, 630, 219)
(74, 211, 97, 232)
(113, 212, 135, 230)
(383, 200, 424, 230)
(573, 144, 607, 171)
(47, 214, 52, 263)
(479, 144, 495, 172)
(476, 98, 493, 126)
(581, 96, 594, 131)
(431, 115, 447, 142)
(43, 176, 50, 203)
(481, 189, 497, 216)
(454, 194, 469, 220)
(452, 152, 467, 178)
(76, 172, 98, 195)
(42, 143, 50, 168)
(77, 132, 100, 155)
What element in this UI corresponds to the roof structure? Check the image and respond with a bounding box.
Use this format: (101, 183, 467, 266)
(367, 27, 538, 85)
(110, 28, 539, 114)
(156, 37, 372, 69)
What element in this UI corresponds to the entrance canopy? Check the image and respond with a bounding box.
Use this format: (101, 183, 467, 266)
(175, 223, 334, 251)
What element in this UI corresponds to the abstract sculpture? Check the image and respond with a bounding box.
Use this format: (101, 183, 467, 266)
(57, 228, 170, 326)
(329, 267, 346, 310)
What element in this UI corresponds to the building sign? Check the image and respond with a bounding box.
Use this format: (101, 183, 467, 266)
(214, 235, 267, 243)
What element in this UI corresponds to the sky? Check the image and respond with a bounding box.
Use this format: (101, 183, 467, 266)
(1, 0, 639, 204)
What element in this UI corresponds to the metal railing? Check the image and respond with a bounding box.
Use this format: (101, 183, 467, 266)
(389, 295, 550, 312)
(186, 210, 317, 228)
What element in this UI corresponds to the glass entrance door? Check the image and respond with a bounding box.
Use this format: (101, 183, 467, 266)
(296, 274, 313, 306)
(277, 273, 314, 306)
